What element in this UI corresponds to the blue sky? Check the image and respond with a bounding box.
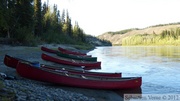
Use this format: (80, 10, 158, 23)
(42, 0, 180, 36)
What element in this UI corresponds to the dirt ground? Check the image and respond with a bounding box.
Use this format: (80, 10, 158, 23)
(0, 44, 124, 101)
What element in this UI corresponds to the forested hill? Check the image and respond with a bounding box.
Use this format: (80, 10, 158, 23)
(0, 0, 110, 47)
(98, 23, 180, 45)
(0, 0, 87, 46)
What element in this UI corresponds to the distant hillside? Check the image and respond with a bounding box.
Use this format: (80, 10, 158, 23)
(98, 23, 180, 45)
(86, 35, 112, 46)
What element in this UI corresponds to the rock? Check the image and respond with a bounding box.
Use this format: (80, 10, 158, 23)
(3, 79, 96, 101)
(5, 76, 16, 80)
(0, 72, 17, 80)
(0, 72, 7, 79)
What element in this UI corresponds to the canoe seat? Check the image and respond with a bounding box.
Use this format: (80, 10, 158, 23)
(72, 59, 76, 63)
(41, 64, 45, 67)
(55, 70, 68, 74)
(81, 75, 87, 79)
(81, 66, 85, 69)
(65, 73, 69, 76)
(55, 70, 62, 72)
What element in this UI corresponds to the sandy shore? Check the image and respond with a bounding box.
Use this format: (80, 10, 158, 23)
(0, 44, 123, 101)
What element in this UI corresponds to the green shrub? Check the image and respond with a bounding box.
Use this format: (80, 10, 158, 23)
(42, 30, 75, 44)
(13, 26, 38, 46)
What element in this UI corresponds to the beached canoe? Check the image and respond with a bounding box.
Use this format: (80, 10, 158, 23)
(16, 62, 142, 89)
(41, 53, 101, 70)
(58, 47, 88, 56)
(4, 55, 119, 77)
(56, 52, 97, 62)
(41, 46, 91, 57)
(41, 46, 96, 61)
(41, 46, 58, 54)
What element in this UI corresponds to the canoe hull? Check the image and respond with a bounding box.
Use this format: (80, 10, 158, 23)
(4, 55, 20, 68)
(56, 52, 97, 62)
(58, 47, 88, 56)
(41, 46, 96, 61)
(17, 62, 142, 89)
(41, 46, 91, 57)
(41, 53, 101, 70)
(41, 46, 57, 53)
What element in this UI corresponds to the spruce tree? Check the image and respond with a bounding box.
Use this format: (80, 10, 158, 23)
(62, 10, 72, 36)
(0, 0, 16, 38)
(16, 0, 34, 28)
(34, 0, 42, 36)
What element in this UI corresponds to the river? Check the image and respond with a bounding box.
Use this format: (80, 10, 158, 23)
(88, 46, 180, 94)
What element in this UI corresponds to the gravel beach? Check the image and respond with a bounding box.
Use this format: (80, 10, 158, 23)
(0, 44, 123, 101)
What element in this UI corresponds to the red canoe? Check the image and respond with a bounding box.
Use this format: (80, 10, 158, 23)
(41, 46, 93, 61)
(4, 55, 119, 77)
(41, 46, 92, 57)
(41, 46, 58, 54)
(58, 47, 88, 56)
(4, 54, 19, 68)
(41, 53, 101, 70)
(16, 62, 142, 89)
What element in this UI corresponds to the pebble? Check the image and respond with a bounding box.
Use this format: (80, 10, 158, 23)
(3, 78, 96, 101)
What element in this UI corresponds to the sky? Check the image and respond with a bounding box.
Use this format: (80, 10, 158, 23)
(41, 0, 180, 36)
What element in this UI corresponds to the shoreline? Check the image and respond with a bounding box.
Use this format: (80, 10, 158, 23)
(0, 44, 123, 101)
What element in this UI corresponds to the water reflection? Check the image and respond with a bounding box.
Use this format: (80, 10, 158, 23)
(97, 46, 180, 58)
(88, 46, 180, 94)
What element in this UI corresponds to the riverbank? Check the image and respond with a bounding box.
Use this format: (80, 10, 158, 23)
(0, 44, 122, 101)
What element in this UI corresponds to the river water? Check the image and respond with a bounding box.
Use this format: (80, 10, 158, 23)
(88, 46, 180, 94)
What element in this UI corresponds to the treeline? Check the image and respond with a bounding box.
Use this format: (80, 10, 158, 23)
(146, 22, 180, 28)
(106, 28, 139, 35)
(0, 0, 87, 46)
(122, 28, 180, 46)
